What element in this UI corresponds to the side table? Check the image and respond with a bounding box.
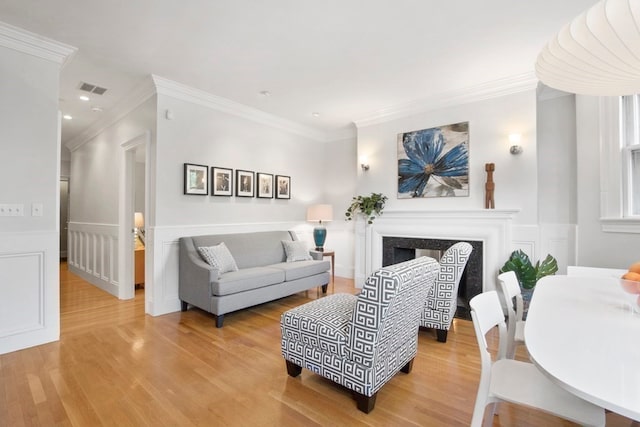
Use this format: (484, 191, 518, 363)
(311, 249, 335, 287)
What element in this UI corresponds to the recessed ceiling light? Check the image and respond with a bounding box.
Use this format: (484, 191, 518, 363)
(63, 114, 73, 120)
(312, 112, 320, 117)
(79, 95, 90, 101)
(91, 106, 103, 113)
(259, 90, 271, 97)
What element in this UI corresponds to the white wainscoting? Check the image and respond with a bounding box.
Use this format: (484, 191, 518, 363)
(0, 231, 59, 354)
(68, 222, 119, 296)
(148, 221, 305, 316)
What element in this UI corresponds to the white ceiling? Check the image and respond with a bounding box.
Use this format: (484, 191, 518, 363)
(0, 1, 596, 144)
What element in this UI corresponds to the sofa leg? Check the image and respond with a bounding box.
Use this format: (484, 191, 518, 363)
(215, 315, 224, 328)
(180, 301, 188, 312)
(353, 391, 377, 413)
(285, 360, 302, 377)
(401, 358, 414, 374)
(436, 329, 448, 343)
(321, 284, 328, 294)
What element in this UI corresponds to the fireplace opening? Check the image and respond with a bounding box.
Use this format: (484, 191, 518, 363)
(382, 237, 483, 320)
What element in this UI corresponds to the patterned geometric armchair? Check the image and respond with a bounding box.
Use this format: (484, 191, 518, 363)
(419, 242, 473, 343)
(280, 256, 440, 413)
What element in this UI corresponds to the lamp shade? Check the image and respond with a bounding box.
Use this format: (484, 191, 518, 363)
(536, 0, 640, 96)
(134, 212, 144, 228)
(306, 204, 333, 223)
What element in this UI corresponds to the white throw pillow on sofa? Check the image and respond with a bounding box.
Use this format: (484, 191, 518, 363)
(282, 240, 312, 262)
(198, 242, 239, 274)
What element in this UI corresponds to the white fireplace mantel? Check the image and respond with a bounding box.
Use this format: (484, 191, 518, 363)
(353, 209, 520, 291)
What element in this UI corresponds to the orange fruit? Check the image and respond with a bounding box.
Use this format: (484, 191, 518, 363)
(622, 271, 640, 281)
(629, 262, 640, 274)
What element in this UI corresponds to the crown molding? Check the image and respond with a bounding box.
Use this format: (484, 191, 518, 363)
(65, 76, 156, 151)
(353, 72, 538, 128)
(0, 21, 76, 66)
(152, 75, 328, 142)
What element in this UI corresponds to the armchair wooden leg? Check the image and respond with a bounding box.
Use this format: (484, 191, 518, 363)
(401, 358, 414, 374)
(436, 329, 448, 343)
(353, 391, 377, 413)
(180, 301, 188, 312)
(215, 315, 224, 328)
(285, 360, 302, 377)
(321, 284, 328, 293)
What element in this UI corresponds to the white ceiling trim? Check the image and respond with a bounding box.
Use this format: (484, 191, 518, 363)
(353, 72, 539, 128)
(0, 21, 76, 66)
(152, 75, 329, 142)
(65, 76, 156, 151)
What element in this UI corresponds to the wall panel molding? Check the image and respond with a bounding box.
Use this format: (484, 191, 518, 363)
(0, 231, 59, 355)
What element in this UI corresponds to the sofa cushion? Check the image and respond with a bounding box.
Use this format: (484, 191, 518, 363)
(211, 266, 285, 296)
(272, 260, 331, 281)
(191, 231, 293, 269)
(282, 240, 312, 262)
(198, 242, 239, 275)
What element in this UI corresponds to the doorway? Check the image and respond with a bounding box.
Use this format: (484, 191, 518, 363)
(59, 178, 69, 259)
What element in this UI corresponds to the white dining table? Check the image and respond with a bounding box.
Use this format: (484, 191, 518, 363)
(525, 275, 640, 422)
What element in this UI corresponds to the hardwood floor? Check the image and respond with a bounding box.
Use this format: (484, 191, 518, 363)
(0, 263, 635, 426)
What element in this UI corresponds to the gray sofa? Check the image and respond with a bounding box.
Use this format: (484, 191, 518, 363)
(179, 230, 330, 327)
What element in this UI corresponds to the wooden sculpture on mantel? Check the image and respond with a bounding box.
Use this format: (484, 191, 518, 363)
(485, 163, 495, 209)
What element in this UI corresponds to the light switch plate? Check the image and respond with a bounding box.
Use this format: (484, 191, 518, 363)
(32, 203, 43, 217)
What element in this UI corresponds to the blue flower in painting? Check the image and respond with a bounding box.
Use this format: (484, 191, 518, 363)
(398, 128, 468, 197)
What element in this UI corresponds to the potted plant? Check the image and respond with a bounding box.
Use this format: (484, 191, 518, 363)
(500, 249, 558, 317)
(344, 193, 388, 224)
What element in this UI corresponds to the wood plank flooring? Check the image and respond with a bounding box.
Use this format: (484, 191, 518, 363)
(0, 263, 635, 426)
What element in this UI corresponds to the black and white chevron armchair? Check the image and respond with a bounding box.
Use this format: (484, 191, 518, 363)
(419, 241, 473, 343)
(280, 256, 440, 413)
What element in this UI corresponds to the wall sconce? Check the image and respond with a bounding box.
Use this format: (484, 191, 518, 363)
(360, 156, 370, 171)
(509, 134, 523, 155)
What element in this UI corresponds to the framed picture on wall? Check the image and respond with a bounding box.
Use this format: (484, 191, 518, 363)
(236, 169, 255, 197)
(275, 175, 291, 199)
(211, 167, 233, 196)
(397, 121, 469, 199)
(184, 163, 208, 195)
(257, 172, 274, 198)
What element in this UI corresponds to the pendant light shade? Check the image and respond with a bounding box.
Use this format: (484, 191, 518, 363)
(536, 0, 640, 96)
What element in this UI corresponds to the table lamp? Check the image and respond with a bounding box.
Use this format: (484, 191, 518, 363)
(306, 204, 333, 251)
(134, 212, 144, 241)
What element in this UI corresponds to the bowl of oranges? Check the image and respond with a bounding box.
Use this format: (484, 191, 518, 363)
(620, 262, 640, 313)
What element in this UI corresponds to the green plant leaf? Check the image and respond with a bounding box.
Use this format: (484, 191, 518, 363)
(536, 254, 558, 281)
(344, 192, 387, 223)
(500, 250, 558, 289)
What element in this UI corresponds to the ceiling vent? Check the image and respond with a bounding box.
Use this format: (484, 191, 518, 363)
(78, 82, 108, 95)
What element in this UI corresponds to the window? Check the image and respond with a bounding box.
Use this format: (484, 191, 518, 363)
(620, 95, 640, 217)
(598, 95, 640, 233)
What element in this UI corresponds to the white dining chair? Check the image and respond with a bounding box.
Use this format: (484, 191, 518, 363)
(469, 291, 605, 427)
(496, 271, 525, 359)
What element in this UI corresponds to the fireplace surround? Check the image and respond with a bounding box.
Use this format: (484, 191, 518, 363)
(382, 236, 482, 319)
(354, 209, 519, 306)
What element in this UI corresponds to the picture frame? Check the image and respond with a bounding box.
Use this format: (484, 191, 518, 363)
(236, 169, 255, 197)
(184, 163, 208, 195)
(211, 167, 233, 196)
(397, 121, 469, 199)
(275, 175, 291, 199)
(257, 172, 274, 198)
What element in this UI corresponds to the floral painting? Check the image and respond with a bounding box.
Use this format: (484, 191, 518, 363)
(397, 122, 469, 198)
